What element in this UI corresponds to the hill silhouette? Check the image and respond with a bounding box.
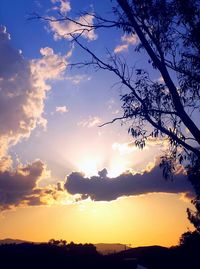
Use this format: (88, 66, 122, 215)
(0, 238, 30, 245)
(0, 237, 199, 269)
(0, 240, 137, 269)
(111, 243, 200, 269)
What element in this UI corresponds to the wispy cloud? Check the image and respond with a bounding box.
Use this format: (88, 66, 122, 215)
(112, 142, 147, 155)
(114, 34, 138, 54)
(78, 116, 101, 128)
(121, 34, 138, 45)
(66, 74, 91, 84)
(112, 109, 120, 115)
(114, 44, 128, 54)
(56, 106, 69, 113)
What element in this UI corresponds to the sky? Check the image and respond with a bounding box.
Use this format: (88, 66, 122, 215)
(0, 0, 195, 247)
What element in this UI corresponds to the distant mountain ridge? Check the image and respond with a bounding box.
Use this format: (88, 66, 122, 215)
(0, 238, 31, 245)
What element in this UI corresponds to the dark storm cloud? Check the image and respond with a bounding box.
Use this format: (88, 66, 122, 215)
(65, 166, 194, 201)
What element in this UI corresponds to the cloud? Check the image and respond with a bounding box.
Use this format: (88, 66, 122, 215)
(65, 74, 91, 84)
(78, 116, 101, 128)
(0, 156, 13, 172)
(0, 159, 80, 211)
(121, 34, 138, 45)
(114, 44, 128, 54)
(51, 0, 71, 14)
(114, 34, 138, 54)
(112, 138, 169, 156)
(112, 142, 148, 155)
(65, 164, 194, 201)
(0, 159, 74, 211)
(0, 160, 50, 210)
(0, 26, 79, 211)
(0, 26, 70, 160)
(56, 106, 69, 113)
(32, 46, 67, 81)
(49, 13, 97, 41)
(112, 109, 120, 115)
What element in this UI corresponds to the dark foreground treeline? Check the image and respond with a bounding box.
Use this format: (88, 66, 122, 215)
(112, 231, 200, 269)
(0, 232, 199, 269)
(0, 241, 137, 269)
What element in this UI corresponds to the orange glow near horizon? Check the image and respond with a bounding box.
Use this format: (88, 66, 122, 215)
(0, 193, 193, 247)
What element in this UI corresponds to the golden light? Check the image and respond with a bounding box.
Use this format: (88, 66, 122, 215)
(77, 158, 100, 177)
(77, 156, 131, 178)
(76, 154, 133, 178)
(108, 158, 130, 177)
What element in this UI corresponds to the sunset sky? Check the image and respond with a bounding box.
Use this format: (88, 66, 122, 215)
(0, 0, 194, 247)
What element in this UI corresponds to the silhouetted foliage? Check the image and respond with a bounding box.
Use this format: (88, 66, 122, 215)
(178, 230, 200, 268)
(180, 230, 200, 248)
(0, 241, 138, 269)
(111, 243, 200, 269)
(186, 160, 200, 233)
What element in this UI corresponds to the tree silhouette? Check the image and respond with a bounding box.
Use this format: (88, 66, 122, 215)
(186, 159, 200, 232)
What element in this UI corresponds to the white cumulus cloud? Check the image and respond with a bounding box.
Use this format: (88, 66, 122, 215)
(49, 13, 97, 41)
(51, 0, 71, 14)
(0, 26, 70, 161)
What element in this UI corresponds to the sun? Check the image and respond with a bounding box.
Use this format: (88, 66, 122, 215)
(75, 151, 133, 178)
(77, 156, 130, 178)
(78, 158, 99, 177)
